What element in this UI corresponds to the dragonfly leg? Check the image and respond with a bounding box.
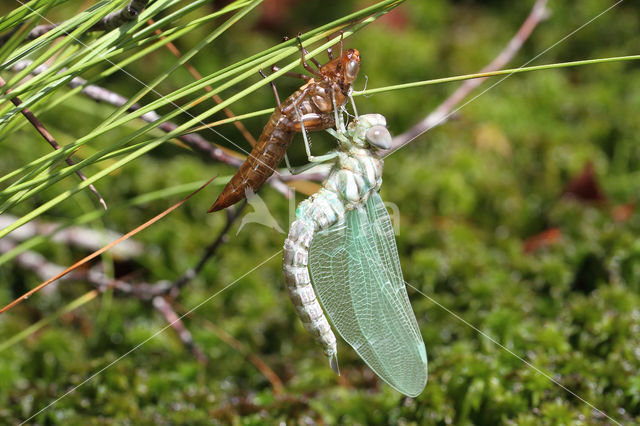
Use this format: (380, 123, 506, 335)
(289, 155, 336, 175)
(326, 30, 345, 61)
(280, 86, 312, 116)
(324, 90, 350, 146)
(271, 65, 311, 81)
(296, 33, 322, 69)
(296, 34, 322, 76)
(259, 69, 284, 113)
(332, 89, 347, 135)
(295, 103, 314, 162)
(293, 103, 338, 165)
(284, 152, 331, 176)
(348, 93, 359, 118)
(284, 152, 294, 173)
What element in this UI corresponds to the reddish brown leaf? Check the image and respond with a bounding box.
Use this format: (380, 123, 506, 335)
(254, 0, 298, 31)
(563, 162, 607, 203)
(523, 228, 562, 253)
(611, 203, 635, 222)
(377, 6, 409, 30)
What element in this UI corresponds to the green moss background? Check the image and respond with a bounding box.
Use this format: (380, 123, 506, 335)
(1, 0, 640, 424)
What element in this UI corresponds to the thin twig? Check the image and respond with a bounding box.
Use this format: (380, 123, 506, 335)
(10, 60, 242, 168)
(0, 239, 206, 361)
(0, 239, 69, 288)
(2, 236, 281, 385)
(0, 76, 108, 209)
(277, 171, 327, 183)
(91, 0, 148, 32)
(153, 296, 208, 364)
(390, 0, 549, 150)
(0, 213, 144, 259)
(0, 177, 216, 315)
(0, 237, 167, 298)
(9, 61, 294, 199)
(170, 200, 248, 294)
(1, 0, 149, 47)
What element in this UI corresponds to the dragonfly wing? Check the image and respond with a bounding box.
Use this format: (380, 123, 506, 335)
(308, 192, 428, 397)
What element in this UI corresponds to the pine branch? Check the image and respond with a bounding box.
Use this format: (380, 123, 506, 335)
(0, 75, 108, 209)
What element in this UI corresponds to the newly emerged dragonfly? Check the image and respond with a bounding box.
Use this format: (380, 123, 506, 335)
(209, 37, 361, 212)
(282, 107, 428, 397)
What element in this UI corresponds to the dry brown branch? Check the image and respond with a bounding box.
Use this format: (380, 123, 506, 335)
(153, 296, 208, 364)
(0, 75, 108, 209)
(0, 214, 143, 259)
(0, 177, 215, 314)
(0, 237, 165, 297)
(0, 178, 247, 299)
(9, 60, 294, 200)
(0, 239, 207, 361)
(390, 0, 549, 150)
(170, 200, 248, 295)
(0, 239, 69, 288)
(0, 194, 248, 364)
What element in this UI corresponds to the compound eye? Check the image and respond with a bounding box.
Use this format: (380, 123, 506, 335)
(365, 126, 391, 149)
(345, 60, 360, 83)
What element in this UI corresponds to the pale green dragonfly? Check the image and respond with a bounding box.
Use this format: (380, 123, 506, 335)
(282, 107, 427, 397)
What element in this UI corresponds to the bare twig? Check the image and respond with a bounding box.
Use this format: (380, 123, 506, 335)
(0, 214, 144, 259)
(0, 194, 246, 300)
(1, 0, 149, 47)
(170, 200, 248, 294)
(10, 60, 243, 168)
(18, 24, 56, 42)
(9, 61, 295, 199)
(0, 239, 206, 361)
(91, 0, 148, 32)
(153, 296, 208, 364)
(0, 239, 69, 288)
(0, 190, 274, 379)
(0, 237, 166, 298)
(0, 76, 108, 209)
(390, 0, 549, 150)
(277, 171, 327, 183)
(0, 177, 215, 315)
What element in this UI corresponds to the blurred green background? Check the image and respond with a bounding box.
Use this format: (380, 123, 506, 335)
(1, 0, 640, 423)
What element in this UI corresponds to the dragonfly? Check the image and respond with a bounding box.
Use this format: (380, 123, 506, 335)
(282, 104, 428, 397)
(208, 36, 361, 212)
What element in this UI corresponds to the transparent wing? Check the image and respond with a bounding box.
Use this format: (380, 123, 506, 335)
(308, 192, 428, 397)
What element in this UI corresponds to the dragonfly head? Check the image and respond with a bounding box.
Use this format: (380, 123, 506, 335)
(348, 113, 392, 150)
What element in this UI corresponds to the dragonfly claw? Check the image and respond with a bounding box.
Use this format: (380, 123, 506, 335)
(329, 354, 340, 376)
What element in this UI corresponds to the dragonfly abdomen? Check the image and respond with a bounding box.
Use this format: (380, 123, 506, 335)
(283, 215, 339, 373)
(282, 187, 352, 372)
(283, 154, 384, 374)
(209, 114, 294, 212)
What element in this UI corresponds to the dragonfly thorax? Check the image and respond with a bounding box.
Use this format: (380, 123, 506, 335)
(324, 150, 383, 206)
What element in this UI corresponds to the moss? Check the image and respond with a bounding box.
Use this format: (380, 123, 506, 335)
(1, 0, 639, 423)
